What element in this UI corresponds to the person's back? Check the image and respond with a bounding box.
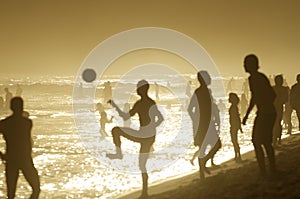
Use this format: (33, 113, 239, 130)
(0, 97, 40, 199)
(249, 71, 276, 114)
(1, 115, 32, 163)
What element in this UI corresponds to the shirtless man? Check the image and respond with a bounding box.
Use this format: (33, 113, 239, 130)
(106, 80, 164, 198)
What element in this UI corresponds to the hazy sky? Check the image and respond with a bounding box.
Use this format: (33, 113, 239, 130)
(0, 0, 299, 78)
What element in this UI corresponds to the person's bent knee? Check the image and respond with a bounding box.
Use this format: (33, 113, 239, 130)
(112, 127, 121, 136)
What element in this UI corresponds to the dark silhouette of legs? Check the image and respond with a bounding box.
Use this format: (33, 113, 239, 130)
(263, 142, 276, 173)
(252, 142, 266, 175)
(21, 161, 41, 199)
(107, 127, 154, 198)
(5, 163, 18, 199)
(198, 140, 222, 177)
(231, 132, 241, 161)
(273, 110, 283, 145)
(198, 158, 205, 179)
(5, 161, 40, 199)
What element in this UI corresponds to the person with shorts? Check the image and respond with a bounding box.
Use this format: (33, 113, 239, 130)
(242, 54, 277, 176)
(106, 80, 164, 198)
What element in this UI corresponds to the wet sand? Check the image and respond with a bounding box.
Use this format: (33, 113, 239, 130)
(119, 132, 300, 199)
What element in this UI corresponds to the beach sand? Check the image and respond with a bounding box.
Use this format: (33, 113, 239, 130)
(119, 132, 300, 199)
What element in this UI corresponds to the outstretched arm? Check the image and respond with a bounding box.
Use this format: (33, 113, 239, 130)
(149, 105, 164, 127)
(108, 100, 130, 120)
(242, 96, 255, 125)
(155, 107, 164, 127)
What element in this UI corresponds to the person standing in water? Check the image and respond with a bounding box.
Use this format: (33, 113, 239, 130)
(228, 93, 243, 162)
(106, 80, 164, 198)
(4, 88, 13, 110)
(15, 84, 23, 97)
(242, 54, 277, 176)
(0, 97, 40, 199)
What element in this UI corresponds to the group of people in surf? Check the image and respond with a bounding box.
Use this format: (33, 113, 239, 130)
(0, 54, 300, 199)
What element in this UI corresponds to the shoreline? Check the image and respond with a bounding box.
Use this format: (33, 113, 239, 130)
(118, 132, 300, 199)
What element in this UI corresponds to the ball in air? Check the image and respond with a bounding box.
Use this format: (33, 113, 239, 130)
(82, 68, 97, 83)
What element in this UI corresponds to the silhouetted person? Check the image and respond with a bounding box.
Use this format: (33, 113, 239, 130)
(0, 96, 4, 112)
(123, 103, 131, 127)
(15, 84, 22, 97)
(0, 97, 40, 199)
(272, 75, 289, 145)
(96, 103, 112, 136)
(188, 71, 212, 179)
(242, 54, 277, 176)
(290, 74, 300, 131)
(106, 80, 164, 198)
(103, 81, 112, 103)
(240, 93, 248, 117)
(283, 86, 292, 135)
(4, 88, 13, 110)
(217, 99, 226, 113)
(229, 93, 243, 162)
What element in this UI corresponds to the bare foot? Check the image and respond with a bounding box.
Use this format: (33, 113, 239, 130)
(190, 159, 195, 166)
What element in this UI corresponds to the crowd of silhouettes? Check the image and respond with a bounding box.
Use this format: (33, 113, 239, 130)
(1, 54, 300, 199)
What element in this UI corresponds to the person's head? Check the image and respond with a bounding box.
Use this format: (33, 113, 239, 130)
(274, 74, 283, 86)
(244, 54, 259, 73)
(297, 74, 300, 83)
(229, 93, 239, 105)
(137, 80, 149, 96)
(197, 70, 211, 86)
(10, 97, 23, 115)
(4, 87, 8, 93)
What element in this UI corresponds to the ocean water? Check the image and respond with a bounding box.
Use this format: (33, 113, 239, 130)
(0, 74, 297, 198)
